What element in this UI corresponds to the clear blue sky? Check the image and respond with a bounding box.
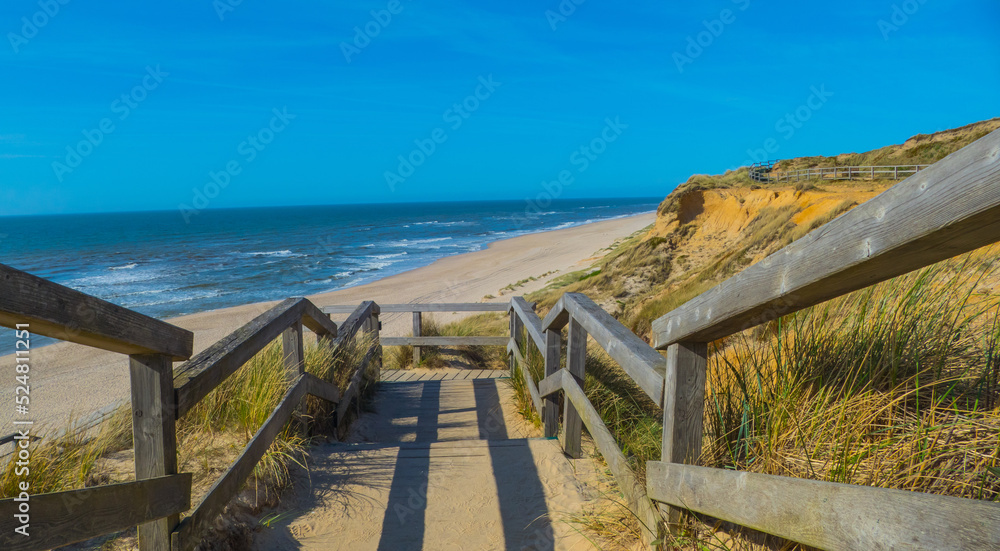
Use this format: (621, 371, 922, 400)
(1, 0, 997, 216)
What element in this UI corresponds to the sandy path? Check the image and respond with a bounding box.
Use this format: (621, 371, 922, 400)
(253, 374, 598, 550)
(0, 213, 653, 436)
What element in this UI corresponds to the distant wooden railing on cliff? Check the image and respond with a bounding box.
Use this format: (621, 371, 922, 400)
(0, 270, 380, 551)
(749, 159, 932, 183)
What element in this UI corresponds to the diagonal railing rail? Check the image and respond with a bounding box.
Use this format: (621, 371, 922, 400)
(0, 268, 381, 551)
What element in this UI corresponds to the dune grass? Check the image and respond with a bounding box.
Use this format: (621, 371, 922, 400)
(0, 333, 376, 526)
(508, 247, 1000, 549)
(385, 312, 509, 371)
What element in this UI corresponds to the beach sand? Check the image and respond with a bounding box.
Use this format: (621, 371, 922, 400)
(0, 213, 654, 434)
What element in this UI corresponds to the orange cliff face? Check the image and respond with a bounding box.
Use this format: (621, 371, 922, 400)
(651, 185, 883, 242)
(615, 182, 893, 324)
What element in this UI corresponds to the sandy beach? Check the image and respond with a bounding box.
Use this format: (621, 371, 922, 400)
(0, 213, 654, 435)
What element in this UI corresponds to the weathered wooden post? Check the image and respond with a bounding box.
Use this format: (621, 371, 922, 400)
(563, 317, 587, 458)
(659, 341, 708, 530)
(509, 306, 524, 373)
(412, 311, 422, 367)
(129, 353, 178, 551)
(365, 304, 382, 381)
(283, 320, 306, 433)
(543, 326, 563, 438)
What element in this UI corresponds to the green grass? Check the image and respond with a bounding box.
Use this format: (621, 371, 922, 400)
(1, 334, 376, 513)
(385, 313, 509, 371)
(510, 246, 1000, 549)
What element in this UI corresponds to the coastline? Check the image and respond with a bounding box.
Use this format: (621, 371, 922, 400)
(1, 212, 655, 432)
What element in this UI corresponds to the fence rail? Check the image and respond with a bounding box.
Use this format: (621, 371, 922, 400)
(0, 275, 381, 551)
(748, 160, 932, 184)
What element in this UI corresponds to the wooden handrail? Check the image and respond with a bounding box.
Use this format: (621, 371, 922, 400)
(172, 297, 337, 418)
(655, 128, 1000, 348)
(323, 302, 508, 314)
(510, 297, 545, 349)
(507, 340, 543, 415)
(172, 375, 311, 551)
(330, 301, 378, 348)
(646, 462, 1000, 550)
(545, 293, 665, 406)
(538, 369, 659, 542)
(0, 475, 191, 551)
(0, 263, 193, 360)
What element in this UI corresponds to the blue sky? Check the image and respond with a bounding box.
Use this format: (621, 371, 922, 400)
(0, 0, 997, 216)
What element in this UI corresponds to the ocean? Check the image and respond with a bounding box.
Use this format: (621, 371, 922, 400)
(0, 198, 658, 354)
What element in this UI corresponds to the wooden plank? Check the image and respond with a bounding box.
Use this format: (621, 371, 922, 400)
(660, 341, 708, 528)
(413, 311, 422, 367)
(509, 342, 543, 415)
(645, 462, 1000, 551)
(304, 372, 341, 404)
(172, 377, 309, 551)
(380, 336, 510, 346)
(562, 294, 665, 406)
(282, 320, 305, 380)
(382, 370, 403, 382)
(510, 297, 545, 350)
(172, 298, 304, 418)
(0, 475, 192, 551)
(661, 342, 708, 465)
(130, 353, 179, 551)
(323, 303, 509, 313)
(543, 328, 562, 438)
(654, 129, 1000, 348)
(336, 345, 378, 423)
(0, 263, 193, 360)
(538, 369, 564, 398)
(563, 317, 587, 458)
(541, 296, 570, 332)
(561, 374, 659, 545)
(330, 301, 376, 349)
(299, 300, 338, 338)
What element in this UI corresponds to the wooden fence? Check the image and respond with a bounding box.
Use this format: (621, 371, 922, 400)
(0, 274, 381, 551)
(506, 129, 1000, 549)
(325, 302, 509, 367)
(749, 159, 932, 183)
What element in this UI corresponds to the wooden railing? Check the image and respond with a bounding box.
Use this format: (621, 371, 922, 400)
(644, 128, 1000, 548)
(509, 293, 664, 544)
(0, 268, 381, 551)
(324, 302, 508, 367)
(507, 129, 1000, 549)
(749, 160, 932, 183)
